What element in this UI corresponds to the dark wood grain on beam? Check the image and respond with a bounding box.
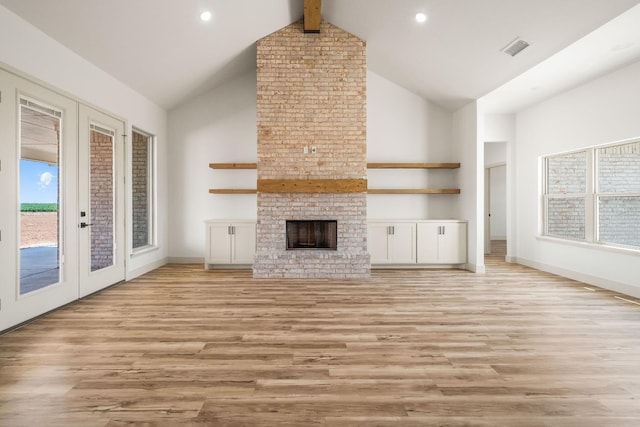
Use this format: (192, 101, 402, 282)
(304, 0, 322, 33)
(258, 178, 366, 193)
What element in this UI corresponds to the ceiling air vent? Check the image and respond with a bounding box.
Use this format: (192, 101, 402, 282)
(501, 38, 530, 57)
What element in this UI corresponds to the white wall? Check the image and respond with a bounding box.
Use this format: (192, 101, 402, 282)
(485, 114, 515, 144)
(168, 71, 258, 260)
(515, 59, 640, 297)
(484, 143, 506, 166)
(0, 6, 168, 279)
(452, 101, 485, 272)
(367, 71, 456, 220)
(168, 69, 458, 260)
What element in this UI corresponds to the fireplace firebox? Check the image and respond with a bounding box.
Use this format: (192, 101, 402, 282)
(286, 220, 337, 250)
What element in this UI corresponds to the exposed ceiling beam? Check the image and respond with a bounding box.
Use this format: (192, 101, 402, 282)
(304, 0, 321, 33)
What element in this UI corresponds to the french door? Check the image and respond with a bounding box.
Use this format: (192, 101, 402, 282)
(0, 69, 125, 331)
(77, 105, 125, 297)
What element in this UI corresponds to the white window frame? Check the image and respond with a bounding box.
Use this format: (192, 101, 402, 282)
(593, 140, 640, 249)
(131, 127, 157, 254)
(541, 137, 640, 252)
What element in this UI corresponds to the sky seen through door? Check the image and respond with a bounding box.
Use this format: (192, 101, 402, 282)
(20, 159, 58, 204)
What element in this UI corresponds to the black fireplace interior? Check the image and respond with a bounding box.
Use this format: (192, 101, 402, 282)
(286, 220, 337, 250)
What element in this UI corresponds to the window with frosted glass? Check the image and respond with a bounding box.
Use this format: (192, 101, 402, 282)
(543, 151, 587, 240)
(596, 141, 640, 248)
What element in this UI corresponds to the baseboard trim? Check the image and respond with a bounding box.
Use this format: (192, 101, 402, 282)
(126, 258, 168, 280)
(371, 264, 466, 270)
(466, 263, 486, 274)
(516, 257, 640, 299)
(168, 257, 205, 264)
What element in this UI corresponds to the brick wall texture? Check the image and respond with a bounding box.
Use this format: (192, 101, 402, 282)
(90, 130, 114, 271)
(597, 142, 640, 246)
(253, 20, 370, 278)
(132, 131, 149, 249)
(546, 142, 640, 247)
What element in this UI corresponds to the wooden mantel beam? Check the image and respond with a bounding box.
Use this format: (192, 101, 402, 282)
(304, 0, 322, 33)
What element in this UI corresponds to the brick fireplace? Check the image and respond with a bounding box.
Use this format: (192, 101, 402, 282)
(253, 20, 370, 279)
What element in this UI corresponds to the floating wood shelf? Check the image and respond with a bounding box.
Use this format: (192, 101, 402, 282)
(209, 162, 459, 170)
(208, 162, 460, 194)
(209, 163, 257, 169)
(367, 189, 460, 194)
(209, 188, 460, 195)
(367, 162, 460, 169)
(208, 189, 257, 194)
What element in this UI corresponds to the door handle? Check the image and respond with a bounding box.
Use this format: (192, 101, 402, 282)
(80, 222, 93, 228)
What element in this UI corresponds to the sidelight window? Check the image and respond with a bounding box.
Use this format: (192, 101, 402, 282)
(131, 128, 156, 251)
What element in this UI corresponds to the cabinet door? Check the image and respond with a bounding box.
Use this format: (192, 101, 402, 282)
(368, 223, 391, 264)
(388, 223, 416, 263)
(231, 223, 256, 264)
(207, 223, 231, 264)
(416, 223, 440, 263)
(439, 223, 467, 264)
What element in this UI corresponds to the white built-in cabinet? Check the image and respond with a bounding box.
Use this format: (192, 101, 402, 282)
(205, 220, 256, 268)
(204, 219, 466, 269)
(368, 220, 467, 267)
(368, 221, 416, 264)
(416, 221, 467, 264)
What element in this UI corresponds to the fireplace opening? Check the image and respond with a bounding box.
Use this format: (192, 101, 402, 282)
(286, 220, 337, 250)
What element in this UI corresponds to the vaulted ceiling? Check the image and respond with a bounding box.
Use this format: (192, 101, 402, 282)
(1, 0, 639, 112)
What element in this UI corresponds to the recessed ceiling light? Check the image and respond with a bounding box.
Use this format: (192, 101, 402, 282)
(415, 13, 428, 23)
(200, 11, 212, 22)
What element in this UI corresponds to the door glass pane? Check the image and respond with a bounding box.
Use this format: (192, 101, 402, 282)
(90, 125, 115, 272)
(19, 101, 61, 294)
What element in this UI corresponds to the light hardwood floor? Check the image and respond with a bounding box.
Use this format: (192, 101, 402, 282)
(1, 257, 640, 426)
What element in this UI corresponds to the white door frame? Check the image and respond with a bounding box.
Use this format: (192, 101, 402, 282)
(485, 162, 507, 255)
(0, 69, 79, 331)
(1, 68, 127, 331)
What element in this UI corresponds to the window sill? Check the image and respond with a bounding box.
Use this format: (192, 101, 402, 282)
(536, 235, 640, 257)
(131, 245, 159, 257)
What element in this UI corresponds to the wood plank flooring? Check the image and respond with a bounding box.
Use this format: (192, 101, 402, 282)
(1, 257, 640, 426)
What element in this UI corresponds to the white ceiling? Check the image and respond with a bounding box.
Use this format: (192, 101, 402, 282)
(1, 0, 639, 112)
